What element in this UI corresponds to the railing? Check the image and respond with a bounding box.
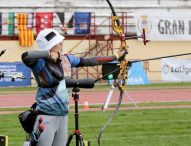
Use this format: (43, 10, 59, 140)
(0, 12, 136, 40)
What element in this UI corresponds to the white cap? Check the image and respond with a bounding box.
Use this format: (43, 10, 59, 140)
(36, 29, 65, 51)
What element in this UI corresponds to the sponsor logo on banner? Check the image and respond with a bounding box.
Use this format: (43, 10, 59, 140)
(161, 58, 191, 81)
(162, 63, 191, 75)
(162, 64, 171, 74)
(137, 15, 152, 34)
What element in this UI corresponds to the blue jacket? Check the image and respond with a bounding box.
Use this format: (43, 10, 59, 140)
(29, 55, 80, 116)
(22, 51, 116, 116)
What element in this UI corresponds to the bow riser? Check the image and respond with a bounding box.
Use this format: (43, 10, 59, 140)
(111, 15, 127, 52)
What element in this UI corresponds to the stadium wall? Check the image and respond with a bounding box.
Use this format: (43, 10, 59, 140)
(1, 40, 191, 83)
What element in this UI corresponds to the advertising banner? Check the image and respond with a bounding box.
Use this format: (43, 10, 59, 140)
(106, 62, 150, 85)
(0, 62, 31, 87)
(161, 58, 191, 81)
(127, 62, 150, 85)
(135, 11, 191, 41)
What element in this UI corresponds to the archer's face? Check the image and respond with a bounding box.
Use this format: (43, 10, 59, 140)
(50, 41, 63, 54)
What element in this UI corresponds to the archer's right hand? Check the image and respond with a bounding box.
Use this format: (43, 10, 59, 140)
(49, 51, 60, 62)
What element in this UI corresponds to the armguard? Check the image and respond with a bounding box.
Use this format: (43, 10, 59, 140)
(77, 55, 117, 67)
(22, 50, 49, 67)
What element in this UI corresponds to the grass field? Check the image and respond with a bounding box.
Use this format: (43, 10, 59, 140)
(1, 108, 191, 146)
(0, 82, 191, 146)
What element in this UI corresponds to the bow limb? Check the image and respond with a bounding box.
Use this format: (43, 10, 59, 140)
(98, 1, 129, 145)
(98, 89, 124, 146)
(106, 0, 127, 52)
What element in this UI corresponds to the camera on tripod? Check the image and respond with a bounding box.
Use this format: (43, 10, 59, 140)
(66, 78, 94, 146)
(65, 78, 95, 89)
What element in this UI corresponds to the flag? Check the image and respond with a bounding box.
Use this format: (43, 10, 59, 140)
(18, 29, 34, 47)
(36, 12, 53, 34)
(17, 13, 34, 46)
(1, 12, 14, 35)
(74, 12, 91, 34)
(67, 15, 73, 28)
(63, 12, 74, 35)
(53, 12, 65, 34)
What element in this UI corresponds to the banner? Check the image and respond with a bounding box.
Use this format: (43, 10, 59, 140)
(36, 12, 53, 34)
(0, 62, 31, 87)
(107, 62, 150, 85)
(16, 13, 34, 46)
(1, 12, 14, 35)
(161, 58, 191, 81)
(74, 12, 91, 34)
(67, 15, 74, 28)
(64, 12, 74, 35)
(127, 62, 150, 85)
(135, 11, 191, 41)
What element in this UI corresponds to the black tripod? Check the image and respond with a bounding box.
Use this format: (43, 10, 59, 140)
(66, 87, 86, 146)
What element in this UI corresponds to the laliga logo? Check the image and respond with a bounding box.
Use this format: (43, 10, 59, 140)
(162, 64, 171, 74)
